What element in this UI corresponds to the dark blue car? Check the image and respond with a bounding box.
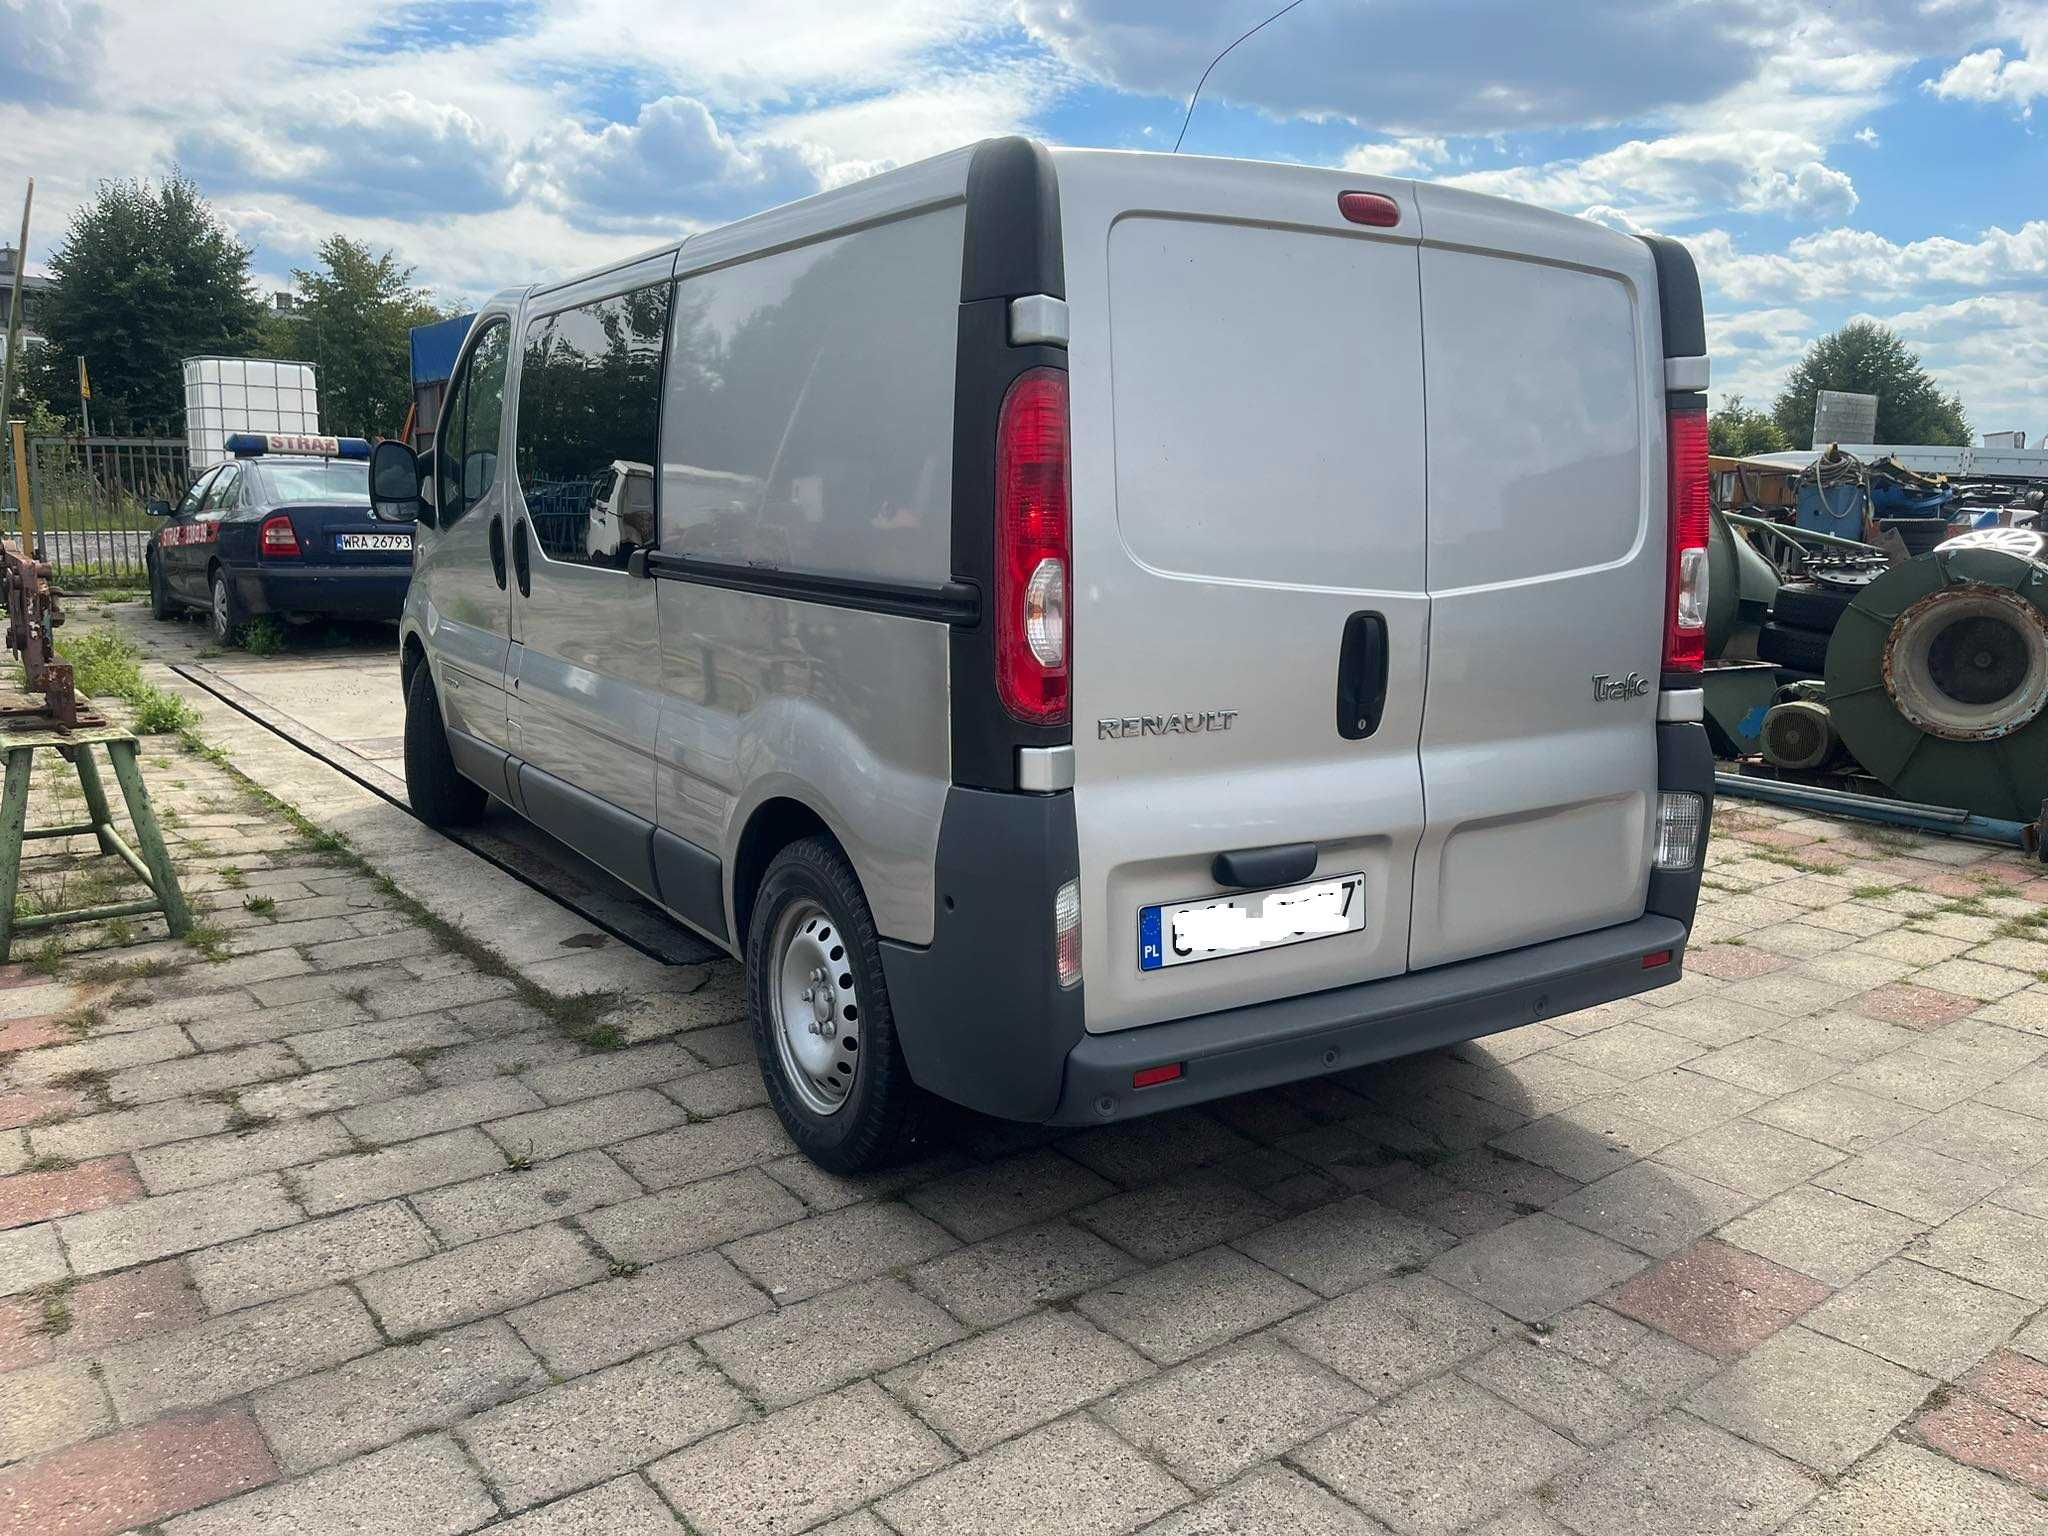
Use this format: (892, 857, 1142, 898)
(146, 434, 413, 644)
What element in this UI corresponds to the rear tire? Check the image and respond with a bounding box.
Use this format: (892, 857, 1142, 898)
(1770, 583, 1852, 634)
(747, 836, 921, 1173)
(404, 664, 487, 828)
(1757, 619, 1831, 675)
(209, 568, 243, 645)
(148, 555, 174, 621)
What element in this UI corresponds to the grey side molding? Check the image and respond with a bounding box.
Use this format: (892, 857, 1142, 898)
(1016, 745, 1074, 792)
(1008, 295, 1069, 348)
(1658, 688, 1704, 723)
(1664, 355, 1709, 392)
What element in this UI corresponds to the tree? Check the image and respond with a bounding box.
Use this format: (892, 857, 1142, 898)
(285, 236, 444, 438)
(1708, 394, 1789, 457)
(35, 173, 264, 432)
(1770, 321, 1969, 449)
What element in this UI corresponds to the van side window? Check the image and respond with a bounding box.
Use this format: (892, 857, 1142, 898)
(661, 205, 961, 587)
(437, 319, 510, 527)
(515, 284, 669, 570)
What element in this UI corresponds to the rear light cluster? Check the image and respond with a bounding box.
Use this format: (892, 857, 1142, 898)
(1664, 406, 1709, 675)
(995, 367, 1071, 724)
(1053, 878, 1082, 989)
(1654, 790, 1705, 870)
(259, 514, 301, 557)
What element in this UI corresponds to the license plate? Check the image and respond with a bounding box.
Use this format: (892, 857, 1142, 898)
(1140, 872, 1366, 971)
(336, 532, 412, 552)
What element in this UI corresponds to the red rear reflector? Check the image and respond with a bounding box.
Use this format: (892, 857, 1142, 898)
(1642, 950, 1673, 969)
(259, 514, 301, 557)
(1338, 191, 1401, 228)
(1663, 406, 1709, 675)
(994, 367, 1071, 725)
(1133, 1063, 1183, 1089)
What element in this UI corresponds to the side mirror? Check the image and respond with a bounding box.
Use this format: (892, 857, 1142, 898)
(369, 440, 425, 525)
(145, 498, 173, 518)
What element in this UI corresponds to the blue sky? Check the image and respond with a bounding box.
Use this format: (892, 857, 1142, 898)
(4, 0, 2044, 432)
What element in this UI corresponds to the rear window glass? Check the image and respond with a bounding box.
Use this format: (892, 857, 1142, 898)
(255, 461, 370, 505)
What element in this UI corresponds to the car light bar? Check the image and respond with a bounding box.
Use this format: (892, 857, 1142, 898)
(226, 432, 371, 460)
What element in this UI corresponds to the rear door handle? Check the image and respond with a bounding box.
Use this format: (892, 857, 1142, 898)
(1337, 611, 1389, 740)
(512, 519, 531, 597)
(488, 517, 507, 590)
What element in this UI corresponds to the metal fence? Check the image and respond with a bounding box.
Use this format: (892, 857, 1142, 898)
(1, 435, 189, 582)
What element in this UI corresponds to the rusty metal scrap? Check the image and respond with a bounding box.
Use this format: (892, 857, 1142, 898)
(2, 538, 75, 727)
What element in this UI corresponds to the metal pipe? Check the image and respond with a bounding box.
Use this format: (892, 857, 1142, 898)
(1714, 771, 2034, 850)
(1721, 510, 1882, 554)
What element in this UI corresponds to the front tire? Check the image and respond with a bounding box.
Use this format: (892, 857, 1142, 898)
(403, 663, 487, 828)
(748, 837, 920, 1173)
(148, 555, 175, 620)
(209, 568, 242, 645)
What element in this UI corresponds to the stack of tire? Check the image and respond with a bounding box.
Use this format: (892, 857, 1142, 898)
(1757, 582, 1852, 674)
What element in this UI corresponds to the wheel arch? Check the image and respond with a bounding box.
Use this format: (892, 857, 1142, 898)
(729, 795, 841, 952)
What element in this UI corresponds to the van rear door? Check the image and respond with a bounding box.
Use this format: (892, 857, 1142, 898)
(1058, 154, 1429, 1035)
(1406, 189, 1666, 969)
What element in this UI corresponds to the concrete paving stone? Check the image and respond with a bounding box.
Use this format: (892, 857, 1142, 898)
(1454, 1021, 1574, 1066)
(723, 1197, 955, 1303)
(1901, 1099, 2048, 1175)
(659, 1062, 768, 1119)
(1137, 1463, 1392, 1535)
(300, 927, 443, 971)
(1839, 1046, 2009, 1112)
(101, 1042, 300, 1107)
(1098, 1332, 1367, 1490)
(1294, 1372, 1580, 1536)
(651, 1381, 952, 1536)
(0, 1221, 67, 1295)
(0, 1358, 110, 1461)
(283, 1012, 469, 1070)
(877, 1413, 1188, 1536)
(1813, 1142, 2006, 1224)
(1436, 1146, 1581, 1208)
(910, 1218, 1140, 1329)
(293, 1128, 507, 1216)
(0, 1084, 88, 1132)
(409, 1149, 642, 1246)
(6, 1024, 194, 1086)
(1269, 1122, 1413, 1191)
(357, 1221, 610, 1336)
(607, 1105, 794, 1189)
(339, 1074, 544, 1145)
(1057, 1110, 1254, 1187)
(903, 1146, 1114, 1242)
(1851, 980, 1983, 1028)
(1915, 1017, 2048, 1076)
(1603, 1069, 1765, 1138)
(423, 1031, 583, 1086)
(698, 1275, 964, 1407)
(1380, 1083, 1532, 1152)
(485, 1476, 685, 1536)
(760, 1145, 967, 1214)
(178, 948, 313, 990)
(1795, 950, 1915, 990)
(1465, 1504, 1575, 1536)
(1768, 1009, 1921, 1064)
(1378, 1174, 1523, 1239)
(254, 1316, 548, 1473)
(1715, 972, 1858, 1018)
(1546, 1023, 1706, 1081)
(1779, 1440, 2048, 1536)
(1804, 1258, 2034, 1380)
(363, 971, 522, 1020)
(1549, 1162, 1753, 1258)
(449, 998, 575, 1045)
(1538, 1301, 1717, 1401)
(1230, 1192, 1455, 1297)
(100, 1284, 380, 1422)
(162, 1432, 496, 1536)
(459, 1343, 751, 1509)
(1752, 1079, 1929, 1152)
(519, 1041, 702, 1106)
(1908, 1202, 2048, 1300)
(579, 1167, 806, 1265)
(1647, 995, 1792, 1047)
(1720, 1183, 1927, 1287)
(1546, 1412, 1819, 1536)
(1995, 1157, 2048, 1219)
(238, 1057, 428, 1120)
(246, 963, 416, 1009)
(1652, 1120, 1843, 1199)
(672, 1020, 751, 1068)
(1917, 957, 2038, 1001)
(1462, 1054, 1629, 1118)
(1975, 986, 2048, 1036)
(1687, 1036, 1842, 1098)
(131, 1114, 354, 1195)
(56, 1171, 301, 1275)
(1429, 1212, 1646, 1322)
(1077, 1244, 1314, 1367)
(886, 1307, 1150, 1453)
(1073, 1169, 1282, 1265)
(1487, 1102, 1674, 1184)
(1608, 1238, 1831, 1359)
(506, 1250, 768, 1376)
(0, 977, 90, 1023)
(0, 1404, 277, 1536)
(1689, 1324, 1933, 1475)
(1461, 1335, 1654, 1448)
(0, 1152, 143, 1229)
(187, 1199, 436, 1312)
(1966, 1348, 2048, 1427)
(4, 1259, 202, 1363)
(187, 998, 374, 1051)
(1280, 1272, 1513, 1399)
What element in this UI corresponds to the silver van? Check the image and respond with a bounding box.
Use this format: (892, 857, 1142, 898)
(369, 138, 1715, 1172)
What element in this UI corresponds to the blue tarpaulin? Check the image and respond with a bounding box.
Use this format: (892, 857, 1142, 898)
(410, 313, 475, 387)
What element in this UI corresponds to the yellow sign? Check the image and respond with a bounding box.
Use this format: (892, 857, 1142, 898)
(77, 357, 90, 399)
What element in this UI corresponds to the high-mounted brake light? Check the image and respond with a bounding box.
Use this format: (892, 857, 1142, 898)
(259, 514, 301, 557)
(1664, 405, 1709, 675)
(1337, 191, 1401, 228)
(995, 367, 1071, 725)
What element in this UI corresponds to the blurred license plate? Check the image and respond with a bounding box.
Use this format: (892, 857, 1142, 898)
(1140, 872, 1365, 971)
(337, 532, 411, 552)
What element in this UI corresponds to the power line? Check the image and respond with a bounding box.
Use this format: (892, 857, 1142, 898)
(1172, 0, 1312, 154)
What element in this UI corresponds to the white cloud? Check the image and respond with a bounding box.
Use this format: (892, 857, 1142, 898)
(0, 0, 102, 105)
(1341, 137, 1448, 177)
(1691, 219, 2048, 302)
(1854, 125, 1881, 144)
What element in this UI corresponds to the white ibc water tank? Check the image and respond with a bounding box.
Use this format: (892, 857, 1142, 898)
(183, 357, 321, 468)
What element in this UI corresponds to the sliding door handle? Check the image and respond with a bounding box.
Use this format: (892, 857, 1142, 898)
(511, 518, 532, 597)
(488, 517, 507, 590)
(1337, 611, 1389, 740)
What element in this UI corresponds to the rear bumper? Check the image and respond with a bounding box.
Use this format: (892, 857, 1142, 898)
(238, 564, 409, 621)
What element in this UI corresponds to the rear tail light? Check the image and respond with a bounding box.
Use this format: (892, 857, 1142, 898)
(996, 367, 1071, 724)
(1654, 790, 1705, 870)
(1133, 1062, 1183, 1089)
(259, 514, 301, 557)
(1054, 878, 1082, 989)
(1664, 406, 1709, 675)
(1642, 950, 1674, 970)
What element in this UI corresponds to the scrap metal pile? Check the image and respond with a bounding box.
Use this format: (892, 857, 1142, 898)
(1704, 445, 2047, 844)
(1, 536, 77, 727)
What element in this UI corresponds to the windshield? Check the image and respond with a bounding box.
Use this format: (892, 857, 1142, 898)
(254, 460, 370, 505)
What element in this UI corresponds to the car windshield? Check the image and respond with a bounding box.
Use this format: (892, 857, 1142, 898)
(254, 460, 371, 505)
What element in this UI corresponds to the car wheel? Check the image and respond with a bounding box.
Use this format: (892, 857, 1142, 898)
(748, 836, 921, 1173)
(403, 663, 487, 828)
(148, 555, 174, 621)
(209, 569, 242, 645)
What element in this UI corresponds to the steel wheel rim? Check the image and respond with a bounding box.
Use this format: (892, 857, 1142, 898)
(768, 898, 861, 1116)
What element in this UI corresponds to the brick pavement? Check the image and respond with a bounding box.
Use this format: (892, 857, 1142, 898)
(1, 701, 2047, 1532)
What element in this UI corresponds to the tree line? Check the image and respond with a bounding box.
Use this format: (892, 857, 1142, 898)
(14, 172, 451, 441)
(1710, 320, 1971, 457)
